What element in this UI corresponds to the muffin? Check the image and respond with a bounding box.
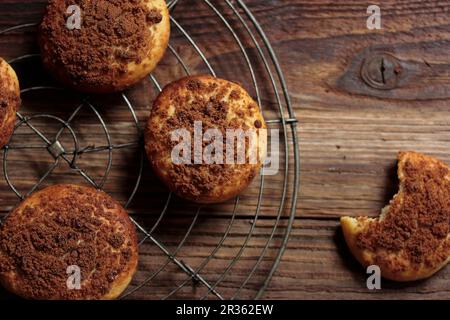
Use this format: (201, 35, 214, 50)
(341, 151, 450, 281)
(0, 184, 138, 299)
(38, 0, 170, 93)
(0, 58, 20, 148)
(145, 75, 267, 204)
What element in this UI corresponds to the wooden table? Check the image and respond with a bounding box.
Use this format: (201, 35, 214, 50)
(2, 0, 450, 300)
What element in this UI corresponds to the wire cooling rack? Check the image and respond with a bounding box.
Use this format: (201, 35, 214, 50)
(0, 0, 299, 299)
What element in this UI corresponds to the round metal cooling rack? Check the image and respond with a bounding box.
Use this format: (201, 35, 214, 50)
(0, 0, 299, 300)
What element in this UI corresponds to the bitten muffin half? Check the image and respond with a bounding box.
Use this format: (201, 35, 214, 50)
(341, 151, 450, 281)
(0, 184, 138, 299)
(39, 0, 170, 93)
(0, 58, 20, 148)
(145, 75, 267, 204)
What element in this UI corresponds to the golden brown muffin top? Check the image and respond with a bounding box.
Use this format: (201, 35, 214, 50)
(145, 75, 266, 203)
(0, 58, 20, 147)
(39, 0, 164, 88)
(0, 184, 138, 299)
(357, 151, 450, 272)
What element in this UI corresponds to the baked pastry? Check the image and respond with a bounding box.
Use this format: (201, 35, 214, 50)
(38, 0, 170, 93)
(0, 184, 138, 299)
(0, 58, 20, 148)
(145, 75, 267, 204)
(341, 151, 450, 281)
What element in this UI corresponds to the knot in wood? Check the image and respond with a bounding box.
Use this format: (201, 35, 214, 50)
(361, 53, 402, 90)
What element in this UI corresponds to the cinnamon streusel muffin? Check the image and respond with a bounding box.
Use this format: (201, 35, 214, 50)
(145, 75, 267, 204)
(0, 58, 20, 148)
(0, 184, 138, 299)
(341, 152, 450, 281)
(39, 0, 170, 93)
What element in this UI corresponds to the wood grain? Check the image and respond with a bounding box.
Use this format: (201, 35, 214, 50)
(2, 0, 450, 300)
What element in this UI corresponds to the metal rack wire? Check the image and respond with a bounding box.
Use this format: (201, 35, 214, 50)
(0, 0, 299, 300)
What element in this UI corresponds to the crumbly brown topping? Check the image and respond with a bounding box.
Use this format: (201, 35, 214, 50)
(146, 9, 163, 24)
(39, 0, 163, 88)
(0, 59, 20, 148)
(0, 185, 137, 299)
(146, 76, 264, 201)
(357, 152, 450, 269)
